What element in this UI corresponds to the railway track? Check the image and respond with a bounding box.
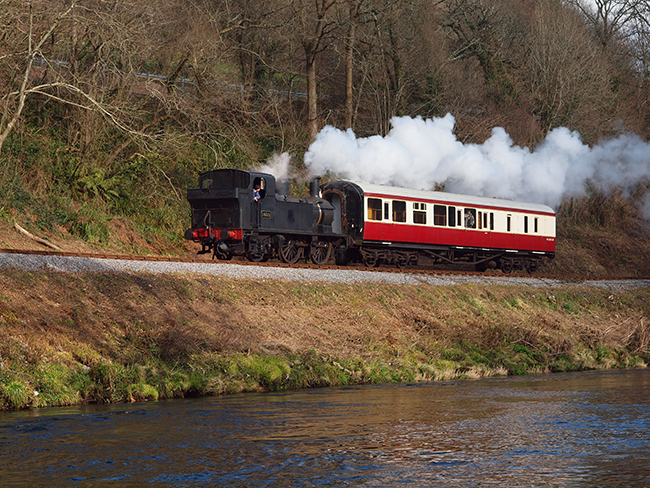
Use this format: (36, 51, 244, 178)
(0, 247, 644, 282)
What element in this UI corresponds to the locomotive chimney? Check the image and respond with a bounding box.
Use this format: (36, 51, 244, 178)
(310, 177, 321, 198)
(276, 178, 290, 196)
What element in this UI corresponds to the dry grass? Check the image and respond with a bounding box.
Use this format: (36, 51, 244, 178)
(549, 190, 650, 277)
(1, 270, 648, 367)
(1, 269, 649, 409)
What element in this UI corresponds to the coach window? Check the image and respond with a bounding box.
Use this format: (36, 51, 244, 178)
(464, 208, 476, 228)
(368, 198, 382, 221)
(457, 210, 462, 226)
(413, 202, 427, 224)
(524, 215, 529, 233)
(434, 205, 447, 226)
(490, 212, 494, 230)
(393, 200, 407, 222)
(534, 217, 539, 233)
(448, 206, 456, 227)
(507, 214, 512, 232)
(478, 212, 482, 229)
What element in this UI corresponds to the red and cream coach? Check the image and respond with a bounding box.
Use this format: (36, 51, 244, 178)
(320, 179, 555, 272)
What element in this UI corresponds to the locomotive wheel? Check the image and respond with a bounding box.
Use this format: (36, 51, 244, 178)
(279, 240, 302, 264)
(246, 250, 264, 262)
(335, 250, 350, 266)
(214, 248, 233, 261)
(309, 241, 333, 265)
(246, 242, 265, 262)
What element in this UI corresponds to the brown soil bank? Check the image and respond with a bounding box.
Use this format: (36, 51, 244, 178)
(1, 270, 649, 411)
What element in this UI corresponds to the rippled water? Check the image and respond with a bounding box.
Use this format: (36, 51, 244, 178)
(1, 369, 649, 487)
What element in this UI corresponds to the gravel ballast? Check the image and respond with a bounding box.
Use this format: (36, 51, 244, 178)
(1, 251, 649, 290)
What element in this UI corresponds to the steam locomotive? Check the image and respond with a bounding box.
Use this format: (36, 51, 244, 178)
(184, 169, 555, 272)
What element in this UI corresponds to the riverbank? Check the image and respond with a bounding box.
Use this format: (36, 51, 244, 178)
(1, 268, 649, 411)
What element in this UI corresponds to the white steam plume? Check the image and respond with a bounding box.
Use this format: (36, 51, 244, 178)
(255, 152, 293, 181)
(303, 114, 650, 216)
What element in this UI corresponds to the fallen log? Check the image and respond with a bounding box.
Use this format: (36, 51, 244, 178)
(14, 223, 63, 251)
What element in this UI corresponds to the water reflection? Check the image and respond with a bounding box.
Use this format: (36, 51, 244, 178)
(1, 369, 649, 486)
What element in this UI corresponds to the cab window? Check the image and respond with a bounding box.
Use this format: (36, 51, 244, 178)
(252, 177, 266, 200)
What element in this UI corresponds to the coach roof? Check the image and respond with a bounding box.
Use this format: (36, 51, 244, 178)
(346, 180, 556, 216)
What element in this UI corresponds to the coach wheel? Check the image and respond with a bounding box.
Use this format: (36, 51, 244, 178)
(362, 252, 379, 268)
(500, 258, 514, 274)
(310, 241, 333, 265)
(279, 240, 302, 264)
(396, 254, 410, 269)
(525, 259, 539, 274)
(475, 262, 488, 272)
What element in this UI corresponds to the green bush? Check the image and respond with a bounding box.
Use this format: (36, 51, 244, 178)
(1, 378, 32, 410)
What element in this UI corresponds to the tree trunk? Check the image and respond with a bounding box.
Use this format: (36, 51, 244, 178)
(307, 56, 319, 141)
(345, 2, 359, 130)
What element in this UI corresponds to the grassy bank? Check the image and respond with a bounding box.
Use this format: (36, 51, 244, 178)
(1, 269, 648, 411)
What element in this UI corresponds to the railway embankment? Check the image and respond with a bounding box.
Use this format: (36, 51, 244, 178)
(1, 255, 649, 411)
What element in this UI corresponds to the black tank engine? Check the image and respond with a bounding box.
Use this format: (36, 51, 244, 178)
(184, 169, 347, 264)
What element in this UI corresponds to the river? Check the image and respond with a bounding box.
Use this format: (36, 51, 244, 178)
(1, 369, 649, 487)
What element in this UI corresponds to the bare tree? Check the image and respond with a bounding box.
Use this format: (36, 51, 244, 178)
(343, 0, 365, 129)
(0, 0, 161, 158)
(567, 0, 645, 48)
(353, 0, 436, 135)
(290, 0, 340, 141)
(526, 0, 617, 139)
(0, 1, 81, 154)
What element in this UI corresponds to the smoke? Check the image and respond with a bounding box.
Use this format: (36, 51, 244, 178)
(255, 152, 293, 181)
(303, 114, 650, 216)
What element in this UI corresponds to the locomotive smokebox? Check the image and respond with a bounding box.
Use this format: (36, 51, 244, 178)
(313, 202, 334, 227)
(310, 177, 321, 198)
